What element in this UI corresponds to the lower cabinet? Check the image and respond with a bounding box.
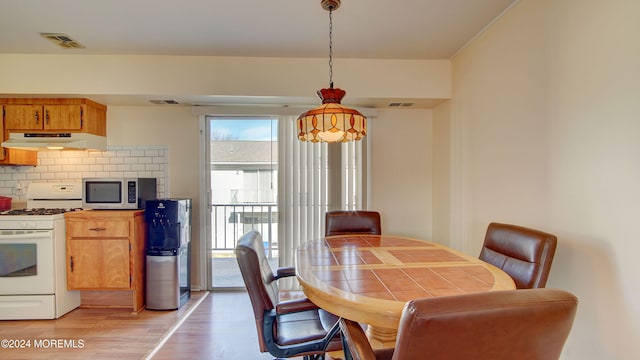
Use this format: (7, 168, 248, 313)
(65, 210, 146, 313)
(67, 238, 131, 288)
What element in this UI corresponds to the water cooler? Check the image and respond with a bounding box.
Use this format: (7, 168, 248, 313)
(145, 198, 192, 310)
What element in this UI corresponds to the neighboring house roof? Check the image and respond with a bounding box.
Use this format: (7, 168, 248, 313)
(211, 141, 278, 164)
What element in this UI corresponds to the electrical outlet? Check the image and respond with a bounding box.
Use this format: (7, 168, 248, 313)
(14, 182, 25, 196)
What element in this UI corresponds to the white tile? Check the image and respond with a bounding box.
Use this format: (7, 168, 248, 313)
(0, 145, 168, 198)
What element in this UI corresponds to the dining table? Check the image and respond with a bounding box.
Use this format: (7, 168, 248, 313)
(295, 234, 516, 349)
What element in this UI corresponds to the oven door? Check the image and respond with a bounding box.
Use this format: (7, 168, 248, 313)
(0, 230, 55, 295)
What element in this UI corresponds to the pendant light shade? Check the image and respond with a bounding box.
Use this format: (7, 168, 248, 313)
(297, 0, 367, 143)
(297, 88, 366, 143)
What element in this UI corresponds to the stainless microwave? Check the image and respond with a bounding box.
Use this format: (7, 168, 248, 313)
(82, 178, 157, 209)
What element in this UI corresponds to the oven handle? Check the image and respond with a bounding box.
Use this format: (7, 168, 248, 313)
(0, 230, 54, 240)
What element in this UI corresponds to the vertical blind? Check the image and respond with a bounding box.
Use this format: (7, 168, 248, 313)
(278, 115, 366, 287)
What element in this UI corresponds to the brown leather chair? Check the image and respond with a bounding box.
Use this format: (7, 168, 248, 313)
(479, 222, 557, 289)
(235, 230, 341, 360)
(325, 210, 382, 236)
(339, 288, 578, 360)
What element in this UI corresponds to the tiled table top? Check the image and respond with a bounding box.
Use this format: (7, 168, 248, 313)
(296, 234, 516, 333)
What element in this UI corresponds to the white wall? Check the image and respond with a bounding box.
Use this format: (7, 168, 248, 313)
(0, 55, 451, 101)
(437, 0, 640, 358)
(370, 108, 433, 238)
(106, 106, 202, 286)
(106, 106, 198, 200)
(432, 101, 451, 245)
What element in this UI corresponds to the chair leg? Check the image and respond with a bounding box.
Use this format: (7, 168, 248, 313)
(341, 335, 353, 360)
(302, 355, 325, 360)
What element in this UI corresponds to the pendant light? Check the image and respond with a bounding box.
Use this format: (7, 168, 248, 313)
(297, 0, 366, 143)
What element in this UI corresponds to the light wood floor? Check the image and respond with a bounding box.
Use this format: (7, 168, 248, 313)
(0, 291, 289, 360)
(151, 291, 278, 359)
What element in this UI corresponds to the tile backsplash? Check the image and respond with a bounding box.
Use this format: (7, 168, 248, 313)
(0, 145, 168, 205)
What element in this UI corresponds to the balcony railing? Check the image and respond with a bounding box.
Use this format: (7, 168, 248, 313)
(210, 203, 278, 259)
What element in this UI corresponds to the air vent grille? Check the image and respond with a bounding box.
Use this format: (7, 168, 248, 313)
(388, 102, 415, 107)
(149, 100, 180, 105)
(40, 33, 85, 49)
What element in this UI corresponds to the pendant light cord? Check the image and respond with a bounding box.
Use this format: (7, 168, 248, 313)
(328, 7, 334, 88)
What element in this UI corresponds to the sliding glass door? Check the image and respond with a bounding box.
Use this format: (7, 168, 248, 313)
(205, 114, 367, 290)
(207, 116, 278, 289)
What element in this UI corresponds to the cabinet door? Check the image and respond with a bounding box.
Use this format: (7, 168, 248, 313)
(66, 219, 130, 238)
(67, 239, 131, 289)
(4, 105, 43, 130)
(44, 105, 83, 130)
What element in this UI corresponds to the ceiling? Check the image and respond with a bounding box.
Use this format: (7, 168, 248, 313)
(0, 0, 518, 107)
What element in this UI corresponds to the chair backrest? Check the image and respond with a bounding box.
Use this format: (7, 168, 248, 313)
(392, 289, 578, 360)
(235, 230, 279, 352)
(325, 210, 382, 236)
(479, 222, 557, 289)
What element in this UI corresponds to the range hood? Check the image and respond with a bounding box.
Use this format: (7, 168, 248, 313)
(1, 132, 107, 151)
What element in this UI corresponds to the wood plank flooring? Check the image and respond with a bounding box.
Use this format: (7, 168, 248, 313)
(0, 291, 290, 360)
(0, 291, 207, 359)
(151, 291, 277, 360)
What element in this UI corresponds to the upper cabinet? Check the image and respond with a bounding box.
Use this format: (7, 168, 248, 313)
(0, 98, 107, 166)
(2, 98, 107, 135)
(4, 104, 83, 131)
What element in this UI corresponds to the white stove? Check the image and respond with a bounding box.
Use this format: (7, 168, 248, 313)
(0, 182, 82, 320)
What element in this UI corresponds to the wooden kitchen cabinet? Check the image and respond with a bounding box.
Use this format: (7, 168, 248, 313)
(0, 98, 107, 166)
(65, 210, 147, 314)
(2, 98, 106, 135)
(0, 105, 37, 165)
(4, 104, 83, 130)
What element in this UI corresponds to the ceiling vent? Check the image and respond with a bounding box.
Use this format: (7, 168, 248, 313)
(149, 100, 180, 105)
(40, 33, 85, 49)
(388, 102, 415, 107)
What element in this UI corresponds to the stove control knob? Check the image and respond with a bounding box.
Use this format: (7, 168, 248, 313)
(20, 222, 36, 229)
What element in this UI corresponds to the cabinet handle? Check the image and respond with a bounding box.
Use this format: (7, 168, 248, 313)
(89, 227, 106, 231)
(45, 109, 49, 124)
(34, 110, 39, 124)
(70, 256, 74, 272)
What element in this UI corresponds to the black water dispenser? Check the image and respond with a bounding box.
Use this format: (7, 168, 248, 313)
(145, 198, 191, 310)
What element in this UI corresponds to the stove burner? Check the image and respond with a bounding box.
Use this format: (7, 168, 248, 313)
(1, 208, 82, 216)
